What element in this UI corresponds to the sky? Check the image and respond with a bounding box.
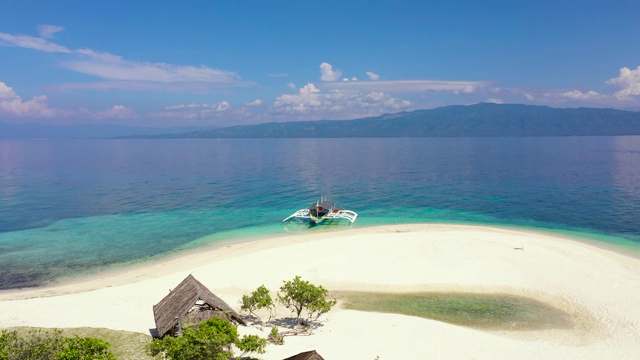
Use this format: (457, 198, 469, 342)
(1, 0, 640, 127)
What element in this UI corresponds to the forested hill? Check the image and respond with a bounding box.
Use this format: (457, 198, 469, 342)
(143, 103, 640, 138)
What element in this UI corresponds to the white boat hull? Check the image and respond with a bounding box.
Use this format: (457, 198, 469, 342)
(283, 208, 358, 224)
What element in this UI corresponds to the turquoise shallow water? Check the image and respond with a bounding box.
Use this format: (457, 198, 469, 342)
(1, 137, 639, 289)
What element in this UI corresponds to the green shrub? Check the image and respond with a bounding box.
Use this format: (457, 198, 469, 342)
(146, 317, 266, 360)
(0, 329, 115, 360)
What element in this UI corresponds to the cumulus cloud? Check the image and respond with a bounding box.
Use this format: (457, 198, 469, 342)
(271, 83, 412, 120)
(606, 66, 640, 98)
(299, 83, 320, 94)
(366, 72, 380, 81)
(0, 82, 17, 100)
(484, 98, 504, 104)
(245, 99, 263, 106)
(37, 25, 64, 39)
(153, 100, 257, 125)
(0, 82, 57, 117)
(531, 65, 640, 107)
(95, 105, 133, 119)
(320, 62, 342, 81)
(216, 101, 230, 111)
(560, 90, 604, 100)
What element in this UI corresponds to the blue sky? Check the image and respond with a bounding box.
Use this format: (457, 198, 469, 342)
(1, 0, 639, 127)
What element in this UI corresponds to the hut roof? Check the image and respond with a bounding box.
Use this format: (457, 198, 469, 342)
(153, 274, 246, 337)
(283, 350, 325, 360)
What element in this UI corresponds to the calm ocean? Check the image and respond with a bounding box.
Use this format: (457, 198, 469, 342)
(1, 137, 639, 290)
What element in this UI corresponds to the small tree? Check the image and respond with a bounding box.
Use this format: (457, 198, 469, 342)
(240, 285, 276, 324)
(235, 334, 267, 359)
(146, 317, 266, 360)
(277, 276, 337, 325)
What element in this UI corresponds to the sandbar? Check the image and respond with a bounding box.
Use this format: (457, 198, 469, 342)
(1, 223, 640, 359)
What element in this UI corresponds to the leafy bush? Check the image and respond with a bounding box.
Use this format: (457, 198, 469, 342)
(58, 336, 115, 360)
(267, 326, 283, 345)
(0, 328, 115, 360)
(235, 335, 267, 359)
(146, 317, 265, 360)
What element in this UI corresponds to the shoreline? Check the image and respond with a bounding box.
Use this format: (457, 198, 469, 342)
(2, 220, 639, 296)
(2, 223, 640, 359)
(3, 221, 639, 298)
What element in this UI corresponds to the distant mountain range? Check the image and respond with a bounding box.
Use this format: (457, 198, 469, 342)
(139, 103, 640, 138)
(2, 103, 640, 139)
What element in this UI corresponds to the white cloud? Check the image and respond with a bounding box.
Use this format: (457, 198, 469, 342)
(164, 101, 232, 111)
(560, 90, 604, 100)
(0, 82, 19, 100)
(271, 86, 412, 120)
(287, 82, 296, 89)
(319, 79, 488, 94)
(152, 100, 257, 125)
(299, 83, 320, 94)
(0, 82, 57, 117)
(366, 72, 380, 81)
(606, 66, 640, 98)
(65, 49, 243, 84)
(320, 62, 342, 81)
(216, 101, 230, 111)
(37, 25, 64, 39)
(96, 105, 133, 119)
(1, 27, 250, 93)
(484, 98, 504, 104)
(245, 99, 263, 106)
(0, 31, 71, 53)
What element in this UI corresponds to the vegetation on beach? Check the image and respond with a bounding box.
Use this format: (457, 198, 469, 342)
(0, 327, 156, 360)
(339, 291, 575, 330)
(239, 276, 337, 344)
(277, 276, 337, 325)
(0, 328, 116, 360)
(146, 317, 266, 360)
(240, 284, 276, 325)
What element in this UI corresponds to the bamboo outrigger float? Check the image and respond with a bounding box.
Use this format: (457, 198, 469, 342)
(283, 197, 358, 225)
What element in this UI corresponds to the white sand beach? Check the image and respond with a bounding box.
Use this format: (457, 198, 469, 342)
(1, 224, 640, 359)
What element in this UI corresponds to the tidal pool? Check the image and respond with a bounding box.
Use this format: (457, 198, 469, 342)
(337, 291, 575, 330)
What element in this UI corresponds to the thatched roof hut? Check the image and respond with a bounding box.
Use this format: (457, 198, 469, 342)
(152, 274, 246, 337)
(283, 350, 325, 360)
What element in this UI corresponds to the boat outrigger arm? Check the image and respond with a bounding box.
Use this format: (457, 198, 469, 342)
(282, 198, 358, 224)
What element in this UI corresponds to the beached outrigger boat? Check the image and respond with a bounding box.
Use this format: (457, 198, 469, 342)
(283, 197, 358, 225)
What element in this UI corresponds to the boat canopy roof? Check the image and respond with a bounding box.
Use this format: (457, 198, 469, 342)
(312, 199, 335, 209)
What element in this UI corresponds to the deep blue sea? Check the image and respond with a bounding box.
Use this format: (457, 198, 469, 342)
(1, 137, 640, 290)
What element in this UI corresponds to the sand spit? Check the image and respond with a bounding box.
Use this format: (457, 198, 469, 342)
(1, 224, 640, 359)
